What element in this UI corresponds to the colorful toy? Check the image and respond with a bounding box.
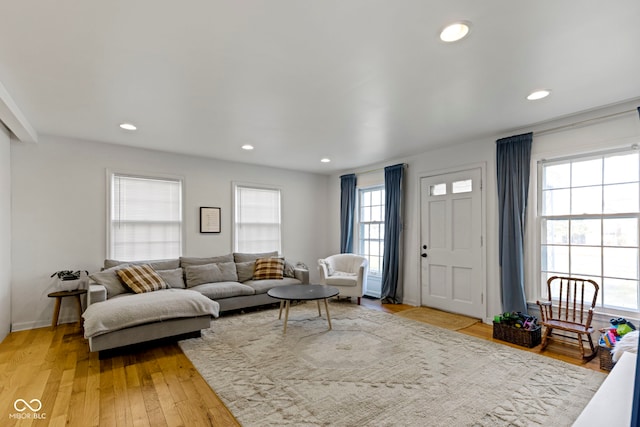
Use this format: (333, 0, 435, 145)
(523, 316, 538, 330)
(618, 323, 634, 336)
(604, 329, 618, 347)
(496, 312, 538, 330)
(610, 317, 636, 337)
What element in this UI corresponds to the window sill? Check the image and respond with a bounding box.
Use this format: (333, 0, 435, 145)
(527, 301, 640, 330)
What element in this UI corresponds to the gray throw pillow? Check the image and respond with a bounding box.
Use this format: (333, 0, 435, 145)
(156, 268, 186, 289)
(235, 261, 255, 282)
(184, 262, 238, 287)
(180, 254, 233, 267)
(233, 251, 279, 263)
(283, 259, 296, 278)
(90, 265, 131, 298)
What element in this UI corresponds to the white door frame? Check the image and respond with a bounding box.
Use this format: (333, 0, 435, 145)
(417, 162, 487, 319)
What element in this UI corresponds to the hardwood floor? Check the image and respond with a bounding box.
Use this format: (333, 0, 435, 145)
(0, 324, 238, 427)
(361, 297, 602, 371)
(0, 299, 604, 426)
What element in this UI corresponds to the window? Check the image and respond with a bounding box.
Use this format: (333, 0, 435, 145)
(109, 173, 183, 261)
(234, 184, 281, 253)
(452, 179, 472, 194)
(358, 186, 385, 276)
(539, 149, 639, 312)
(430, 179, 472, 196)
(430, 183, 446, 196)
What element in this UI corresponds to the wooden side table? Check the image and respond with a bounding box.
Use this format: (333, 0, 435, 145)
(47, 289, 87, 328)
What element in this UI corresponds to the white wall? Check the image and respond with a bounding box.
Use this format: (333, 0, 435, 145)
(10, 135, 329, 330)
(9, 101, 640, 331)
(328, 100, 640, 323)
(0, 124, 11, 341)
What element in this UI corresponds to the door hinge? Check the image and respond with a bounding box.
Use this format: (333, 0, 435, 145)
(480, 236, 483, 246)
(481, 293, 484, 304)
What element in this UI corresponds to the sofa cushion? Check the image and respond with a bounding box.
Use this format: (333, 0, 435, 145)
(253, 257, 284, 280)
(117, 264, 169, 294)
(233, 251, 278, 263)
(90, 265, 132, 298)
(244, 277, 301, 294)
(157, 268, 186, 289)
(324, 272, 358, 287)
(104, 258, 180, 270)
(235, 261, 255, 282)
(184, 262, 238, 288)
(180, 254, 233, 267)
(189, 282, 255, 299)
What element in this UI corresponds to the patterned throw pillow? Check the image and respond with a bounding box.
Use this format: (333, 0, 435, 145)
(253, 257, 284, 280)
(116, 264, 169, 294)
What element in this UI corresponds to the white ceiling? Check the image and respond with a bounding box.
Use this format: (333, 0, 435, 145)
(1, 1, 640, 174)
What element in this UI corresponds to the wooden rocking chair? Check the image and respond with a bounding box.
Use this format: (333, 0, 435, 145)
(536, 276, 599, 361)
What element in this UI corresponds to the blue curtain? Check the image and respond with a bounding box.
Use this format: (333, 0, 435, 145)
(381, 164, 404, 304)
(340, 174, 357, 253)
(633, 330, 640, 427)
(496, 133, 532, 314)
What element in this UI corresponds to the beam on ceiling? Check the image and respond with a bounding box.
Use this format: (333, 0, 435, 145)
(0, 80, 37, 143)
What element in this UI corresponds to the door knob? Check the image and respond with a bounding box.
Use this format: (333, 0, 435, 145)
(421, 253, 427, 258)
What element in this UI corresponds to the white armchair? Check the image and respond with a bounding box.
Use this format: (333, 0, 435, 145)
(318, 254, 368, 305)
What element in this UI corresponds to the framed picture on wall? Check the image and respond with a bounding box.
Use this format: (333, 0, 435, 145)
(200, 207, 221, 233)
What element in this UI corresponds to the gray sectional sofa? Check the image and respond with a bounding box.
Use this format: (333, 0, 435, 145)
(83, 252, 309, 353)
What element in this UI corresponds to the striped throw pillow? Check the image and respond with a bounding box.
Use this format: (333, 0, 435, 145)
(253, 257, 284, 280)
(117, 264, 169, 294)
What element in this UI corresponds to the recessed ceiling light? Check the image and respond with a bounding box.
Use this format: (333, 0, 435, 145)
(241, 144, 254, 150)
(440, 22, 471, 42)
(119, 123, 137, 131)
(320, 158, 331, 163)
(527, 90, 551, 101)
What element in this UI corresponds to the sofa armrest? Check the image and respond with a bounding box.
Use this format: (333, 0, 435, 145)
(88, 283, 107, 306)
(294, 268, 309, 284)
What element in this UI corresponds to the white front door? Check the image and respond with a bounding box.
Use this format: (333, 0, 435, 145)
(420, 168, 484, 318)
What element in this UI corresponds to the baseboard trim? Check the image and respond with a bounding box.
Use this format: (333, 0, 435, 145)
(12, 316, 79, 332)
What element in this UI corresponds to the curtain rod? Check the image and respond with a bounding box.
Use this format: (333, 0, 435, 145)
(533, 107, 639, 137)
(355, 163, 407, 176)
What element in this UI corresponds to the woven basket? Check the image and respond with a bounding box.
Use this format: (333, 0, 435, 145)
(492, 322, 542, 348)
(599, 346, 615, 371)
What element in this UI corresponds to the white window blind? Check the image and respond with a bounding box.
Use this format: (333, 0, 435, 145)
(110, 173, 183, 261)
(234, 185, 281, 253)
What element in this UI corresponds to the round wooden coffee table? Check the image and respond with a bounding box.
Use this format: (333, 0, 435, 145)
(267, 284, 339, 333)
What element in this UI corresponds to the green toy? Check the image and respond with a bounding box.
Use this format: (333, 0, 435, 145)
(617, 323, 634, 336)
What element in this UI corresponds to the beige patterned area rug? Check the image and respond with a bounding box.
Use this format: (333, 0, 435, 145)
(179, 302, 605, 427)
